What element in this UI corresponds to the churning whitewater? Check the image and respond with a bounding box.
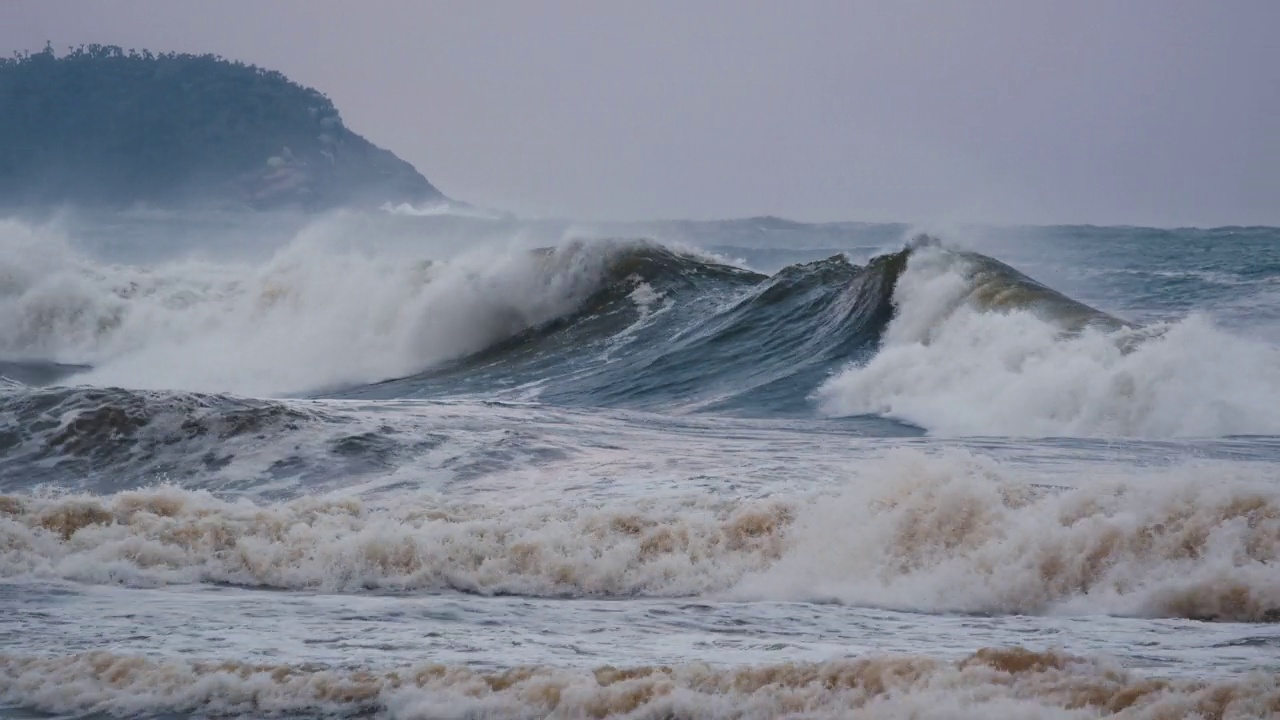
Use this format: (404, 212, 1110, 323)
(5, 219, 1280, 436)
(4, 449, 1279, 621)
(2, 212, 1279, 719)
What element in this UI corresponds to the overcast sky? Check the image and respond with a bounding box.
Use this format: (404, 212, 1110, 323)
(2, 1, 1277, 226)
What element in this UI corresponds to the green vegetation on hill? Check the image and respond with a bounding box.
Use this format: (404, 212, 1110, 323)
(0, 43, 444, 209)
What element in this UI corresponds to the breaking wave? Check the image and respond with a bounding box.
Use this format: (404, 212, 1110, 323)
(818, 242, 1280, 437)
(1, 647, 1275, 719)
(5, 217, 1280, 436)
(3, 450, 1277, 622)
(0, 220, 680, 396)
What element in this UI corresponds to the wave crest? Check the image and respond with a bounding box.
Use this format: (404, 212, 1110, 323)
(819, 243, 1280, 436)
(0, 221, 678, 395)
(7, 218, 1280, 437)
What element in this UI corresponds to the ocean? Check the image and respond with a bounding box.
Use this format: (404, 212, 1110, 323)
(0, 209, 1277, 718)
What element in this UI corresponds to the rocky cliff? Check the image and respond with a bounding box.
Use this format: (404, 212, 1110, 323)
(0, 44, 446, 211)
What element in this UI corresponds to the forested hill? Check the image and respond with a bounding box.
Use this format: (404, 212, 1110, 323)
(0, 44, 446, 210)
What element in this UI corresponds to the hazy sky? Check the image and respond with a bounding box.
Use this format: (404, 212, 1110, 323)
(3, 1, 1277, 226)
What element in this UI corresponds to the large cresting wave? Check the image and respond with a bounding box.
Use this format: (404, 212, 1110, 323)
(5, 218, 1280, 436)
(0, 219, 688, 396)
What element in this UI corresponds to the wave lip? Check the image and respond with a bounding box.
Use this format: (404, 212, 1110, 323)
(1, 648, 1275, 719)
(361, 241, 912, 414)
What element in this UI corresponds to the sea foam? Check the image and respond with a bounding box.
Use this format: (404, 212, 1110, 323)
(0, 218, 621, 396)
(1, 647, 1275, 719)
(819, 245, 1280, 436)
(3, 449, 1276, 622)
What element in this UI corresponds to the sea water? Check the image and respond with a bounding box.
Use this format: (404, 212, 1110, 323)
(1, 210, 1277, 718)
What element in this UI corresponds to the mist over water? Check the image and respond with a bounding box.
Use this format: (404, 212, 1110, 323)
(2, 208, 1280, 719)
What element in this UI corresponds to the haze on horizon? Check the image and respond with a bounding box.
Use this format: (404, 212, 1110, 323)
(2, 0, 1276, 228)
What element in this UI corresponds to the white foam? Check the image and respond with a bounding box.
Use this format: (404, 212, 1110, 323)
(0, 485, 788, 596)
(0, 219, 627, 396)
(818, 246, 1280, 437)
(3, 450, 1277, 621)
(600, 280, 674, 356)
(379, 201, 509, 219)
(0, 648, 1275, 719)
(730, 449, 1280, 621)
